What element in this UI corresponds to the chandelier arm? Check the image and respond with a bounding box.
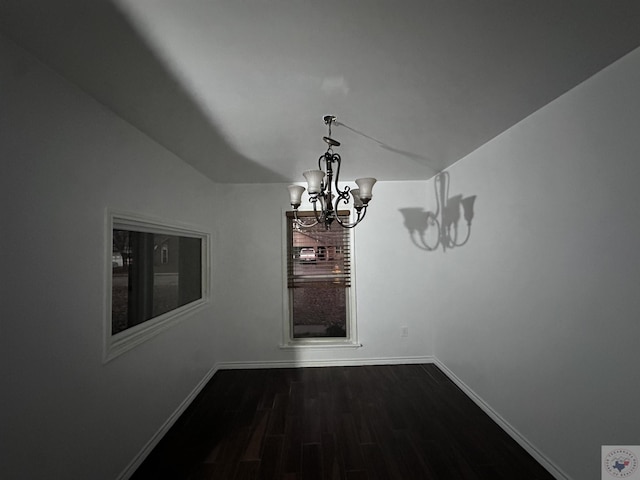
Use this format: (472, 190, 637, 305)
(331, 152, 358, 225)
(334, 206, 367, 229)
(311, 197, 326, 224)
(328, 151, 351, 219)
(333, 172, 364, 228)
(292, 209, 319, 229)
(332, 152, 343, 195)
(335, 176, 352, 210)
(317, 154, 327, 190)
(335, 201, 363, 227)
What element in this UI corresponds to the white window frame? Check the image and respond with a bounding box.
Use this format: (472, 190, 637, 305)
(280, 209, 361, 349)
(104, 210, 210, 362)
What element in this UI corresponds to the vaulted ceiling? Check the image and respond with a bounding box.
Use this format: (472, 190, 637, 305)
(3, 1, 640, 183)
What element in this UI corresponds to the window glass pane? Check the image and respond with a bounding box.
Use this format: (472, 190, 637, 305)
(112, 229, 202, 335)
(152, 234, 179, 318)
(292, 284, 346, 338)
(287, 212, 350, 339)
(112, 230, 131, 335)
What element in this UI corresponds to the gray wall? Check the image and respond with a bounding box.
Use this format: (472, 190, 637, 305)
(1, 36, 219, 480)
(429, 47, 640, 480)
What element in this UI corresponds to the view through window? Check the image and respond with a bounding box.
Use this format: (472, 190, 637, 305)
(287, 212, 351, 339)
(112, 229, 202, 335)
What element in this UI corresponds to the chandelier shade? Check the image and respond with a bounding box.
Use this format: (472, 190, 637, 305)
(350, 189, 363, 209)
(354, 177, 376, 201)
(288, 115, 377, 230)
(287, 184, 306, 208)
(302, 170, 325, 194)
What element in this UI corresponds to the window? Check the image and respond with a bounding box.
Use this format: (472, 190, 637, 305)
(283, 211, 358, 346)
(106, 213, 209, 361)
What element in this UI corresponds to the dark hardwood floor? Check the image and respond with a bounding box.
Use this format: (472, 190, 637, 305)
(131, 364, 554, 480)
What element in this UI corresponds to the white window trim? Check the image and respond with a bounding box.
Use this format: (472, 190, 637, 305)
(104, 210, 210, 362)
(279, 208, 361, 349)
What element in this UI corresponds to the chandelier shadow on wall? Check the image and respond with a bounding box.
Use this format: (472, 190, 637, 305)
(400, 172, 476, 252)
(288, 115, 377, 230)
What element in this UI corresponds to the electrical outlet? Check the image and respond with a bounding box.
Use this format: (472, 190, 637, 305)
(401, 326, 409, 337)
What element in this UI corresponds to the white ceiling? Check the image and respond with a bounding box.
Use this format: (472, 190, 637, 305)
(3, 1, 640, 183)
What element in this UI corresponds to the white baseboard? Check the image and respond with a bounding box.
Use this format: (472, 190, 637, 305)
(116, 363, 220, 480)
(216, 355, 435, 370)
(432, 357, 571, 480)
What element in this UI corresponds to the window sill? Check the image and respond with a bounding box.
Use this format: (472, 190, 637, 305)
(104, 299, 208, 362)
(279, 341, 363, 350)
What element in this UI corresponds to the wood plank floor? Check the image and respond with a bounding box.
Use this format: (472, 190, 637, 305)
(131, 364, 555, 480)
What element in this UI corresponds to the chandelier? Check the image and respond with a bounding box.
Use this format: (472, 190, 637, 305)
(288, 115, 377, 229)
